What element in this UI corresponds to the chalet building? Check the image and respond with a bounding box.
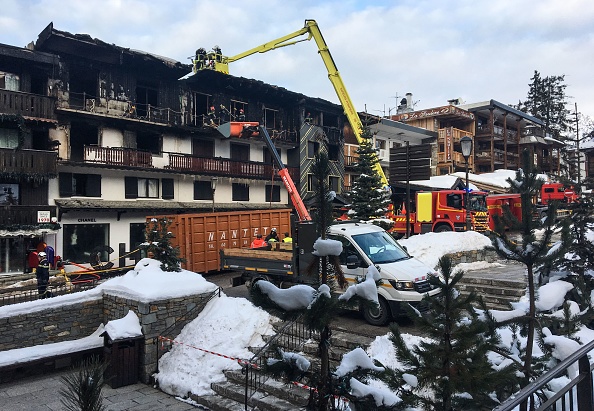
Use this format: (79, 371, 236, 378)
(391, 96, 562, 176)
(0, 23, 346, 274)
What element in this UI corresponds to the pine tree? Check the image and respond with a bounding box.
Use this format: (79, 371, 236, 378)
(489, 149, 570, 410)
(60, 356, 108, 411)
(349, 126, 391, 221)
(385, 256, 518, 410)
(522, 70, 570, 140)
(143, 217, 185, 272)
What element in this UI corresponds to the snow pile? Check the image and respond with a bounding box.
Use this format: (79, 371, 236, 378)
(400, 231, 493, 269)
(104, 310, 143, 340)
(99, 258, 218, 302)
(156, 295, 275, 397)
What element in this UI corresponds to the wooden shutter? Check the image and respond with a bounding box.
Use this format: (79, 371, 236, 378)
(125, 177, 138, 199)
(162, 178, 174, 199)
(59, 173, 73, 197)
(86, 174, 101, 197)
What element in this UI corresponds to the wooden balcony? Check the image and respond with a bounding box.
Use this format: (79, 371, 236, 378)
(0, 148, 57, 176)
(438, 127, 471, 144)
(167, 153, 299, 181)
(84, 146, 153, 168)
(437, 151, 466, 164)
(0, 89, 57, 119)
(1, 205, 58, 226)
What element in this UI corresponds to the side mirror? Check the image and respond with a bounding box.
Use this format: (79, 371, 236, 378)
(346, 254, 360, 269)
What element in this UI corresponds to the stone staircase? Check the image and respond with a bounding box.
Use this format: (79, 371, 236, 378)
(457, 262, 527, 311)
(187, 325, 375, 410)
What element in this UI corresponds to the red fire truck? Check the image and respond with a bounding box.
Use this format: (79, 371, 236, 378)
(389, 189, 490, 235)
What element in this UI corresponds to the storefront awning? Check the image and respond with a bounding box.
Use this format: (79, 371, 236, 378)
(0, 228, 59, 237)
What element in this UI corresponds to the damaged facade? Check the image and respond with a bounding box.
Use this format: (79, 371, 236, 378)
(0, 23, 346, 273)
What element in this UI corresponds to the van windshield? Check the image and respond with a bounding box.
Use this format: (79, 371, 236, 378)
(351, 231, 410, 264)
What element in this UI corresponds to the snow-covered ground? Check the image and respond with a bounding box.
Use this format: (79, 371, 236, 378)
(1, 230, 591, 408)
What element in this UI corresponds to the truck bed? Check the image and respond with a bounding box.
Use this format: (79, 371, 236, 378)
(222, 247, 292, 261)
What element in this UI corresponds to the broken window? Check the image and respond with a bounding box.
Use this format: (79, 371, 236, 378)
(0, 72, 20, 91)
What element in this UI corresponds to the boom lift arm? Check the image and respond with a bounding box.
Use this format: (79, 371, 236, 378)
(195, 19, 388, 186)
(218, 123, 312, 222)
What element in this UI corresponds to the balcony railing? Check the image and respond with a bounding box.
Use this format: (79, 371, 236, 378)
(64, 91, 183, 126)
(438, 127, 472, 144)
(438, 151, 466, 164)
(167, 153, 299, 181)
(84, 146, 153, 168)
(0, 89, 56, 119)
(345, 155, 358, 168)
(0, 148, 58, 176)
(0, 205, 58, 226)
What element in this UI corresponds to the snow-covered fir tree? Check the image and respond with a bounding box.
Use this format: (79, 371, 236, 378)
(142, 217, 185, 272)
(385, 256, 518, 410)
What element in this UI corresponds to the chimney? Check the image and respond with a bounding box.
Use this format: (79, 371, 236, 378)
(406, 93, 413, 110)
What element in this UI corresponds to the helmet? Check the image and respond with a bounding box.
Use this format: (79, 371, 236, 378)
(38, 252, 47, 257)
(271, 228, 277, 232)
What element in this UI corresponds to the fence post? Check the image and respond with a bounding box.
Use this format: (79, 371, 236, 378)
(577, 354, 593, 410)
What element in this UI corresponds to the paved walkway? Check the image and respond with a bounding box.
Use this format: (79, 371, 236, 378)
(0, 370, 200, 411)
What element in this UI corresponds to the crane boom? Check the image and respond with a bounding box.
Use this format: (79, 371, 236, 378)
(194, 19, 388, 186)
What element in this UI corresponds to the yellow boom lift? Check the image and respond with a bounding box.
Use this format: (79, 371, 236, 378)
(192, 19, 389, 187)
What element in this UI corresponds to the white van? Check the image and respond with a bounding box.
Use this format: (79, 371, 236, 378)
(327, 222, 441, 325)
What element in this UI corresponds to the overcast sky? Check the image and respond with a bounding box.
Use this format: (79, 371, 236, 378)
(2, 0, 593, 122)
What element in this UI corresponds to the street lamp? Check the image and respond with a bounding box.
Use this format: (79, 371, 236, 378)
(460, 136, 473, 231)
(211, 177, 218, 213)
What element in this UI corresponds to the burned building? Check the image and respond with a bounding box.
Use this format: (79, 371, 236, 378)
(0, 22, 346, 273)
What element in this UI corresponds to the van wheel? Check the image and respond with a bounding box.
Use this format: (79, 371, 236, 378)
(362, 297, 391, 326)
(434, 224, 452, 233)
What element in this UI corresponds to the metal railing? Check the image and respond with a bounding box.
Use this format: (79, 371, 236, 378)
(242, 316, 312, 410)
(0, 278, 100, 307)
(494, 339, 594, 411)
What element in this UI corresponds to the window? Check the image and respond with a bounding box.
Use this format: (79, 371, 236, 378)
(59, 173, 101, 197)
(136, 130, 161, 155)
(265, 185, 281, 202)
(0, 72, 20, 91)
(308, 141, 320, 158)
(327, 144, 339, 161)
(194, 181, 213, 200)
(231, 143, 250, 161)
(264, 108, 278, 129)
(232, 183, 250, 201)
(329, 176, 340, 193)
(375, 139, 386, 150)
(0, 183, 19, 205)
(124, 177, 160, 198)
(130, 223, 147, 260)
(63, 224, 110, 263)
(0, 129, 19, 149)
(307, 174, 318, 192)
(263, 147, 281, 164)
(137, 178, 159, 198)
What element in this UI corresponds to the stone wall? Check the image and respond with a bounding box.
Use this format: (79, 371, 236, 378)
(0, 289, 220, 384)
(442, 247, 500, 267)
(103, 291, 219, 383)
(0, 298, 103, 351)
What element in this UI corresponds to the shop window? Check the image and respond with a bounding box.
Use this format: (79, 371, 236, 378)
(63, 224, 110, 264)
(232, 183, 249, 201)
(0, 237, 25, 273)
(130, 223, 147, 261)
(59, 173, 101, 197)
(193, 181, 213, 200)
(265, 185, 281, 202)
